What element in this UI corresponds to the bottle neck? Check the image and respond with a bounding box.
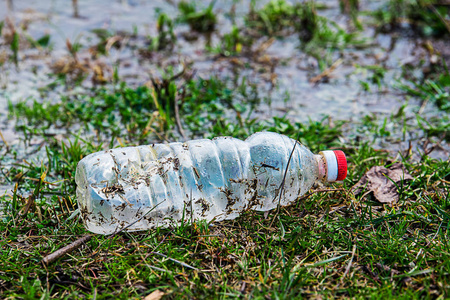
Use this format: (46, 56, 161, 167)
(314, 154, 327, 182)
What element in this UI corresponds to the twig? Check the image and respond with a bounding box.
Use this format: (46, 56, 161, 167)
(151, 251, 200, 271)
(0, 130, 9, 151)
(72, 0, 79, 18)
(269, 132, 303, 228)
(42, 235, 92, 265)
(146, 264, 173, 274)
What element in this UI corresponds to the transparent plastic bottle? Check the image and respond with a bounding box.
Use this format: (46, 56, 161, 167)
(75, 132, 347, 234)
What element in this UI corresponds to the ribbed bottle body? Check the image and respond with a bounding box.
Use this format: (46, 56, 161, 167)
(75, 132, 319, 234)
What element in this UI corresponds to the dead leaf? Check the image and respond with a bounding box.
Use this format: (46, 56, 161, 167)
(352, 162, 413, 203)
(143, 290, 164, 300)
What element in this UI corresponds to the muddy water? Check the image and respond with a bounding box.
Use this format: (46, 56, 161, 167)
(0, 0, 448, 200)
(0, 1, 423, 113)
(0, 1, 441, 118)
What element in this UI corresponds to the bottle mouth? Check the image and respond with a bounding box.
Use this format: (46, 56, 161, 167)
(319, 150, 347, 182)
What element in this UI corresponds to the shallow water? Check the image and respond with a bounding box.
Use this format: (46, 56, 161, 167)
(0, 0, 424, 116)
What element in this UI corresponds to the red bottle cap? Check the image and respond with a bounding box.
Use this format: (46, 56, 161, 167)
(333, 150, 347, 181)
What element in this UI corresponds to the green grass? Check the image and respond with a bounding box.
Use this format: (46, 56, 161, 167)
(2, 73, 449, 298)
(399, 71, 450, 112)
(245, 0, 368, 69)
(148, 12, 177, 52)
(209, 25, 252, 57)
(1, 1, 450, 299)
(177, 1, 217, 33)
(1, 135, 449, 298)
(373, 0, 450, 37)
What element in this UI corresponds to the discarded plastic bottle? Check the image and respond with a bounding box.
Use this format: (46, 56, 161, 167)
(75, 132, 347, 234)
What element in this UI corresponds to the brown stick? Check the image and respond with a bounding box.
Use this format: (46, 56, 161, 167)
(0, 130, 9, 151)
(42, 235, 92, 265)
(72, 0, 79, 18)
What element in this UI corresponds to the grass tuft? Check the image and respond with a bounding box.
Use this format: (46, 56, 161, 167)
(178, 1, 217, 33)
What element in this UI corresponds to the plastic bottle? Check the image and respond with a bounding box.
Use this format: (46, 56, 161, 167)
(75, 132, 347, 234)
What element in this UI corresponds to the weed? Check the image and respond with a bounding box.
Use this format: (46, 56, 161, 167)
(246, 0, 367, 68)
(298, 5, 367, 69)
(356, 64, 388, 91)
(416, 114, 450, 142)
(148, 12, 177, 52)
(49, 38, 88, 86)
(210, 25, 251, 56)
(9, 74, 260, 143)
(181, 76, 263, 138)
(246, 0, 299, 36)
(35, 34, 51, 48)
(178, 1, 217, 33)
(340, 0, 362, 30)
(399, 65, 450, 111)
(340, 0, 359, 14)
(373, 0, 450, 37)
(10, 31, 19, 68)
(65, 37, 82, 62)
(90, 29, 123, 56)
(9, 84, 161, 142)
